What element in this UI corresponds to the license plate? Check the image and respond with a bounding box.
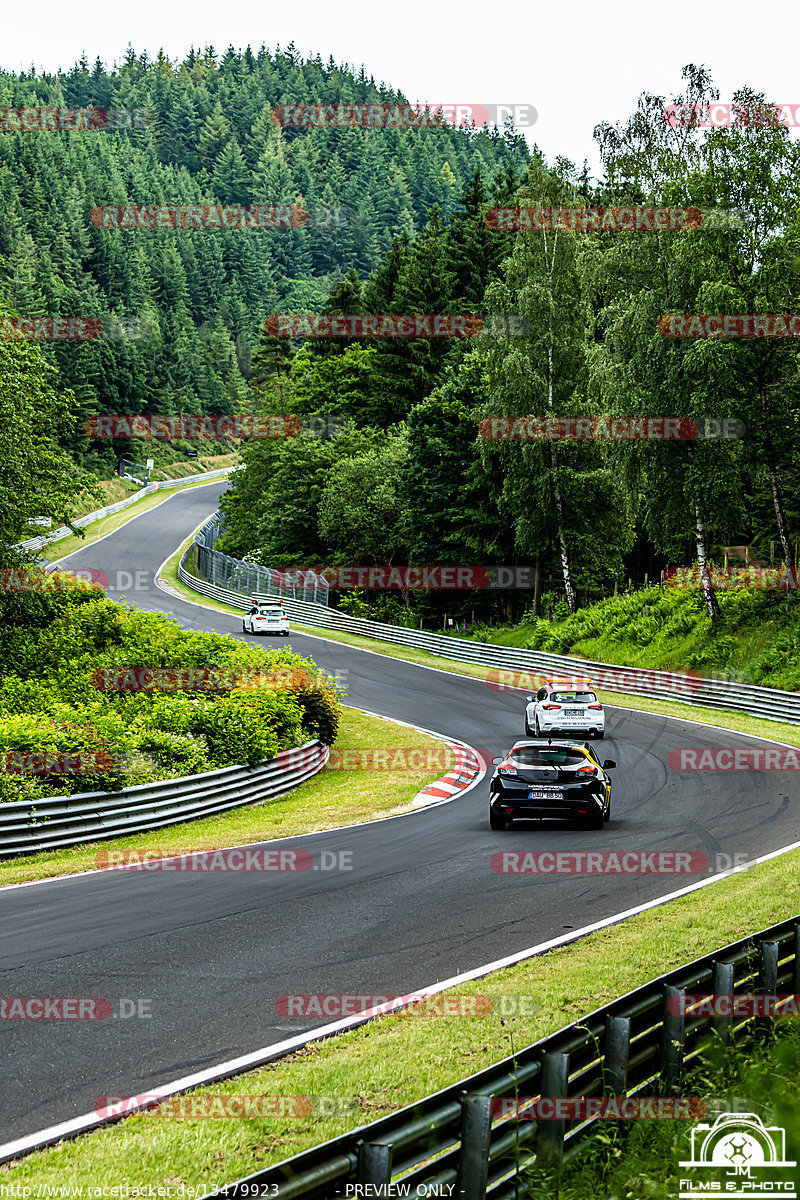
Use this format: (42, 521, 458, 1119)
(564, 709, 583, 716)
(530, 790, 564, 800)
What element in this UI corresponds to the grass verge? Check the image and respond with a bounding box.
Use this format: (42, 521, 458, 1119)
(6, 846, 800, 1189)
(0, 707, 449, 889)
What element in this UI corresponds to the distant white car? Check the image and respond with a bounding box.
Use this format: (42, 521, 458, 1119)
(242, 600, 290, 637)
(525, 677, 605, 739)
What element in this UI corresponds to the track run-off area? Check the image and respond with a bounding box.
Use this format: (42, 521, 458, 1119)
(2, 480, 798, 1146)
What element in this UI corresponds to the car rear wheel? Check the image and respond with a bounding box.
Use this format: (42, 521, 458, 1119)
(534, 716, 541, 737)
(524, 720, 534, 736)
(585, 808, 604, 830)
(490, 809, 510, 831)
(595, 729, 604, 740)
(604, 802, 611, 822)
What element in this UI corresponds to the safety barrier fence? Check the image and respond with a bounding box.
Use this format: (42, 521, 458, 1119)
(180, 518, 800, 725)
(0, 740, 327, 857)
(16, 466, 236, 553)
(193, 514, 329, 605)
(207, 916, 800, 1198)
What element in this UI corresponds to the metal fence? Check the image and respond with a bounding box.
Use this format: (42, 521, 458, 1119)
(180, 526, 800, 726)
(0, 741, 327, 858)
(193, 515, 330, 605)
(207, 915, 800, 1199)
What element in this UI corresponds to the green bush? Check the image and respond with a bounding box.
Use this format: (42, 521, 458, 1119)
(0, 587, 342, 800)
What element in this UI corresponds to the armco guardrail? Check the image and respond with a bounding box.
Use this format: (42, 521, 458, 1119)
(207, 916, 800, 1198)
(16, 466, 236, 553)
(179, 519, 800, 725)
(0, 740, 326, 857)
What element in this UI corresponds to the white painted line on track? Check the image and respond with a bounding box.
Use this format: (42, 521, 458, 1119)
(4, 831, 800, 1165)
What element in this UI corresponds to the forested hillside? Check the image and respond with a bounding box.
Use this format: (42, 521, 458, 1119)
(219, 67, 800, 634)
(0, 46, 528, 474)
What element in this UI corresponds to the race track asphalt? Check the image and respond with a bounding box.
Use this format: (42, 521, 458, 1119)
(2, 481, 798, 1144)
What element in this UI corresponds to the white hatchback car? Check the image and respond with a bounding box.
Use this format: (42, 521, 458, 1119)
(242, 601, 291, 637)
(525, 677, 605, 739)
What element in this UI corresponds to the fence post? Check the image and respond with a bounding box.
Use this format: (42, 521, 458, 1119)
(357, 1141, 392, 1188)
(711, 961, 735, 1047)
(456, 1093, 493, 1200)
(757, 940, 780, 1039)
(661, 986, 685, 1092)
(604, 1015, 630, 1095)
(536, 1051, 568, 1180)
(793, 923, 800, 992)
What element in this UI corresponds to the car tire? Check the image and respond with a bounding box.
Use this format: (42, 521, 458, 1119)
(283, 631, 290, 637)
(604, 803, 611, 822)
(489, 809, 510, 831)
(595, 730, 604, 740)
(585, 809, 604, 830)
(242, 622, 247, 633)
(524, 721, 534, 737)
(534, 717, 541, 738)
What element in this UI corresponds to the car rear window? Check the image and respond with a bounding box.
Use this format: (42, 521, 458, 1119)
(508, 748, 586, 766)
(551, 691, 597, 704)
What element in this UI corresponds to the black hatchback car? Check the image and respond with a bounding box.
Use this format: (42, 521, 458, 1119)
(489, 740, 615, 831)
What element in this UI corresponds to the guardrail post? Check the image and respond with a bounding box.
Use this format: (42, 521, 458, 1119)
(604, 1015, 630, 1095)
(456, 1093, 493, 1200)
(358, 1141, 393, 1188)
(711, 961, 735, 1047)
(536, 1051, 569, 1182)
(661, 986, 685, 1092)
(793, 922, 800, 992)
(757, 940, 780, 1040)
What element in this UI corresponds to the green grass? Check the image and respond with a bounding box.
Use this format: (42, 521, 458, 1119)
(7, 845, 800, 1190)
(0, 707, 448, 888)
(551, 1021, 800, 1199)
(466, 586, 800, 692)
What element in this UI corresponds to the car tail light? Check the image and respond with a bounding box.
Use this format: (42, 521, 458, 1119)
(577, 764, 597, 775)
(542, 703, 560, 710)
(498, 764, 517, 775)
(588, 703, 602, 710)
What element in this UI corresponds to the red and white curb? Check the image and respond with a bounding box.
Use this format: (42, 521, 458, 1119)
(413, 739, 484, 805)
